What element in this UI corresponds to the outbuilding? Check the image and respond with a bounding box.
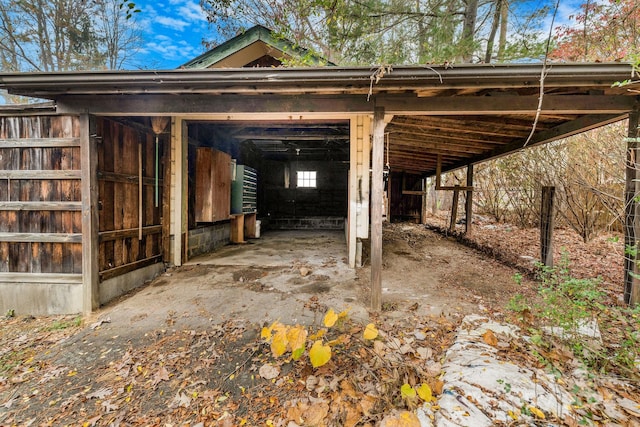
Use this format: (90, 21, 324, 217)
(0, 27, 638, 314)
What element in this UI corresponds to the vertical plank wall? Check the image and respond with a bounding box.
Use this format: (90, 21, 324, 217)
(0, 115, 83, 314)
(96, 118, 165, 304)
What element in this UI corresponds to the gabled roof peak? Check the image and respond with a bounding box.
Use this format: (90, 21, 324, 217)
(180, 25, 332, 69)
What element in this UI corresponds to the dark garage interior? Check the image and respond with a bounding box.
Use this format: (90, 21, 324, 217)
(185, 120, 351, 258)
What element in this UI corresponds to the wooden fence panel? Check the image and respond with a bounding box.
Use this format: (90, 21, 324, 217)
(0, 116, 81, 277)
(97, 118, 165, 281)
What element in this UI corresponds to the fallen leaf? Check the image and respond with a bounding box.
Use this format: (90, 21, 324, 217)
(309, 340, 331, 368)
(380, 410, 421, 427)
(416, 347, 432, 359)
(169, 392, 191, 408)
(416, 383, 432, 402)
(86, 387, 112, 400)
(363, 323, 378, 340)
(261, 326, 272, 341)
(271, 325, 289, 357)
(259, 363, 280, 380)
(343, 402, 362, 427)
(360, 395, 377, 416)
(400, 383, 416, 400)
(305, 402, 329, 425)
(482, 329, 498, 347)
(323, 309, 338, 328)
(287, 325, 308, 355)
(528, 405, 545, 419)
(152, 366, 170, 387)
(82, 415, 101, 426)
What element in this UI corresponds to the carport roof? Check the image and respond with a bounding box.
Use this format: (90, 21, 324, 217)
(0, 62, 638, 176)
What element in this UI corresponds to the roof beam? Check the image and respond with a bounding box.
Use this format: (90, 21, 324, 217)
(55, 94, 637, 116)
(56, 94, 374, 115)
(379, 95, 636, 115)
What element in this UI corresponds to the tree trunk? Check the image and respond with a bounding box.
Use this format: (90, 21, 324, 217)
(485, 0, 502, 63)
(460, 0, 479, 62)
(497, 0, 509, 61)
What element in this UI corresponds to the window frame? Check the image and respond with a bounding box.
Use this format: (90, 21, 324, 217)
(297, 170, 317, 188)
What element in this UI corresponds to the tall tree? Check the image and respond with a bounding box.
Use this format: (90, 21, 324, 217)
(0, 0, 141, 73)
(551, 0, 640, 63)
(200, 0, 550, 65)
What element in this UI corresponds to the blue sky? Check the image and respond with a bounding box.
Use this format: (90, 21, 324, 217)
(128, 0, 216, 70)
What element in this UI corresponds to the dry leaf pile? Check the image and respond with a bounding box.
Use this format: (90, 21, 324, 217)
(1, 311, 459, 426)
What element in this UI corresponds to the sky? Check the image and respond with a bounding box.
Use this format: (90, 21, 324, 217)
(127, 0, 217, 70)
(126, 0, 586, 70)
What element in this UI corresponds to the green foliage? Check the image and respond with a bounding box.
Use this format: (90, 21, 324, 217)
(506, 293, 529, 314)
(510, 252, 640, 381)
(45, 316, 83, 331)
(537, 253, 605, 332)
(119, 1, 141, 19)
(512, 272, 523, 286)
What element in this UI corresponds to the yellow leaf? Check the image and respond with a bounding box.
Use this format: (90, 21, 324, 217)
(323, 309, 338, 328)
(416, 383, 432, 402)
(67, 370, 77, 377)
(338, 308, 350, 319)
(482, 329, 498, 347)
(309, 340, 331, 368)
(508, 410, 519, 420)
(363, 323, 378, 340)
(261, 326, 272, 341)
(271, 327, 288, 357)
(269, 322, 289, 357)
(528, 405, 545, 419)
(309, 328, 326, 340)
(400, 383, 416, 400)
(286, 325, 308, 353)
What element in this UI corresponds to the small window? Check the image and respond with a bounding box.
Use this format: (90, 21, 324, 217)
(297, 171, 317, 188)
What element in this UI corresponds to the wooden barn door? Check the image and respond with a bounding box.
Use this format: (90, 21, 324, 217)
(96, 118, 166, 287)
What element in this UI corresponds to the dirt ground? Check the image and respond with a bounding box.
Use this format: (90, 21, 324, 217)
(0, 224, 613, 426)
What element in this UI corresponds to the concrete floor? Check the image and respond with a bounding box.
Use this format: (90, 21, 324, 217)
(94, 230, 367, 337)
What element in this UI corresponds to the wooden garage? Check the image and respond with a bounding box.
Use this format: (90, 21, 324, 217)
(0, 50, 638, 313)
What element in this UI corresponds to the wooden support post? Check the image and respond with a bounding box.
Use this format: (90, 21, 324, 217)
(540, 186, 555, 267)
(138, 141, 143, 241)
(371, 107, 385, 312)
(162, 134, 171, 263)
(172, 117, 186, 266)
(421, 178, 427, 224)
(449, 185, 460, 233)
(624, 108, 640, 306)
(81, 114, 99, 313)
(465, 165, 474, 235)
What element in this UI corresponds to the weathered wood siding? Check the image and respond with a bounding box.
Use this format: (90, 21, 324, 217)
(0, 116, 82, 274)
(0, 115, 83, 314)
(97, 118, 164, 282)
